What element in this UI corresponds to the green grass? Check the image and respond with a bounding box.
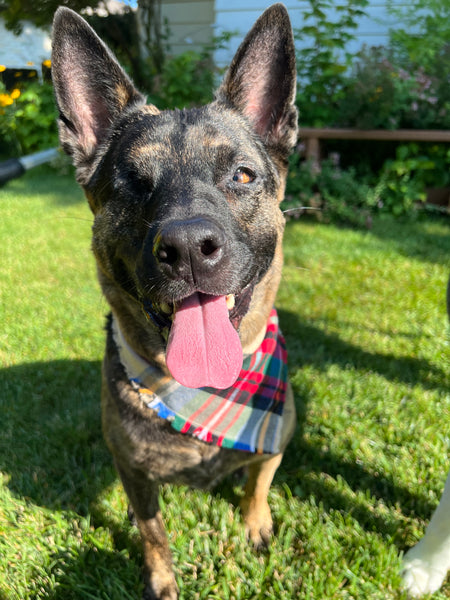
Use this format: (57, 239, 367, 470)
(1, 166, 449, 599)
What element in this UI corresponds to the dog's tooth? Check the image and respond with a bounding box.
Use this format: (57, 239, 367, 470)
(226, 294, 235, 311)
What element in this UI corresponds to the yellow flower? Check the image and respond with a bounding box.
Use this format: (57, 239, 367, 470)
(42, 59, 51, 68)
(27, 61, 35, 66)
(0, 93, 13, 107)
(10, 88, 21, 100)
(0, 65, 6, 73)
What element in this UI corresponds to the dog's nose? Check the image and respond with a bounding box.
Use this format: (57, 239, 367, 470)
(153, 217, 226, 282)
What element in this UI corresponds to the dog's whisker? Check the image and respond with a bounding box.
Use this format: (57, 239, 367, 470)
(282, 265, 311, 273)
(142, 279, 160, 296)
(282, 206, 322, 215)
(52, 216, 94, 223)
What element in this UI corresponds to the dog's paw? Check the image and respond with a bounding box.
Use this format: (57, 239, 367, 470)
(402, 544, 449, 597)
(143, 577, 179, 600)
(240, 497, 273, 549)
(246, 521, 273, 549)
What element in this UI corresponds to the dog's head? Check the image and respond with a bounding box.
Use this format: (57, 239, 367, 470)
(52, 4, 297, 388)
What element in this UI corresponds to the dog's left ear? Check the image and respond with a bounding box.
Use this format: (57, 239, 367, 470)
(216, 3, 298, 155)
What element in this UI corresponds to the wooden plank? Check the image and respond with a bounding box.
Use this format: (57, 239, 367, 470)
(299, 128, 450, 142)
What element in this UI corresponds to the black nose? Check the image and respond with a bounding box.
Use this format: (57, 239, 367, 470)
(153, 217, 227, 283)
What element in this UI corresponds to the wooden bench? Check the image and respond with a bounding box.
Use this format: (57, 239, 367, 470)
(300, 127, 450, 170)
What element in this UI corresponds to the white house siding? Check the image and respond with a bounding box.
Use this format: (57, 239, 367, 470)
(213, 0, 409, 67)
(161, 0, 215, 54)
(0, 21, 51, 72)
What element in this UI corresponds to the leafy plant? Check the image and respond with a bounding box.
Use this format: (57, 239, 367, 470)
(149, 50, 216, 109)
(148, 32, 233, 109)
(283, 156, 375, 226)
(387, 0, 450, 130)
(336, 44, 450, 131)
(294, 0, 369, 126)
(0, 80, 58, 158)
(387, 0, 450, 74)
(336, 46, 419, 130)
(294, 0, 450, 131)
(377, 143, 450, 215)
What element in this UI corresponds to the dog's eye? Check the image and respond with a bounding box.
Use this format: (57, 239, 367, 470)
(232, 167, 256, 184)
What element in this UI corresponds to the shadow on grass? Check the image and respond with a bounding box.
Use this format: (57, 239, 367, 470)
(278, 309, 448, 393)
(0, 358, 147, 596)
(0, 359, 113, 512)
(277, 308, 443, 544)
(39, 543, 145, 600)
(0, 312, 441, 595)
(280, 434, 436, 546)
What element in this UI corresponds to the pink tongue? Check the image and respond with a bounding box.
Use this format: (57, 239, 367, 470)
(166, 293, 243, 389)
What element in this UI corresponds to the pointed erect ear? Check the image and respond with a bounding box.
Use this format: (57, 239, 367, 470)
(216, 3, 298, 154)
(51, 7, 145, 174)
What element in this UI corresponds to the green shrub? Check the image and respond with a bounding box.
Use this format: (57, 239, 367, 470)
(284, 142, 450, 223)
(283, 156, 376, 226)
(377, 143, 450, 215)
(290, 0, 450, 222)
(336, 45, 450, 131)
(148, 50, 216, 109)
(0, 80, 58, 158)
(147, 33, 232, 110)
(388, 0, 450, 130)
(294, 0, 450, 131)
(294, 0, 369, 127)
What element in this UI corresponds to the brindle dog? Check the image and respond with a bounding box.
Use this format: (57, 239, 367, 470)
(52, 5, 298, 598)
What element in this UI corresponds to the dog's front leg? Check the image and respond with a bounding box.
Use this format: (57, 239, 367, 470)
(241, 384, 296, 548)
(139, 510, 178, 600)
(117, 464, 179, 600)
(402, 470, 450, 597)
(240, 453, 283, 548)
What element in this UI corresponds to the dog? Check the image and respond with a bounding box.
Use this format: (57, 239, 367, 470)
(52, 5, 298, 598)
(402, 277, 450, 597)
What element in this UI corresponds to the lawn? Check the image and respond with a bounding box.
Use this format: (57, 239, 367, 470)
(0, 166, 449, 599)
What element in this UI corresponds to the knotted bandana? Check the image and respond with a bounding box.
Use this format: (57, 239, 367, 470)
(112, 309, 289, 454)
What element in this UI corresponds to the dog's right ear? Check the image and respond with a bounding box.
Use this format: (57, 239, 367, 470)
(51, 7, 145, 180)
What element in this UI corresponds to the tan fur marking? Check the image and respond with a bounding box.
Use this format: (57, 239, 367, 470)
(130, 142, 168, 160)
(142, 104, 161, 116)
(240, 230, 284, 353)
(115, 83, 132, 110)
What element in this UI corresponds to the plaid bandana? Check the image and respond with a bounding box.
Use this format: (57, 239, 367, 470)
(112, 309, 288, 454)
